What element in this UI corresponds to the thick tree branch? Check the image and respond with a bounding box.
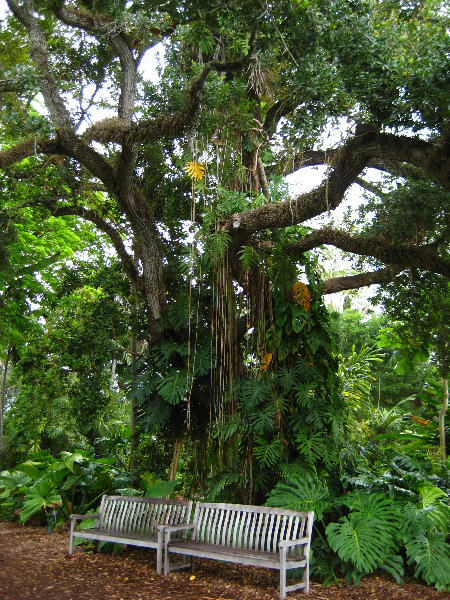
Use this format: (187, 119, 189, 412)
(0, 137, 61, 168)
(7, 0, 73, 130)
(323, 267, 402, 294)
(280, 132, 449, 191)
(223, 130, 377, 236)
(81, 57, 251, 146)
(0, 134, 117, 193)
(52, 2, 138, 122)
(222, 130, 449, 239)
(286, 227, 450, 277)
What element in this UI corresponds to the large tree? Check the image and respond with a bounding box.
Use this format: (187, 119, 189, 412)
(1, 0, 448, 484)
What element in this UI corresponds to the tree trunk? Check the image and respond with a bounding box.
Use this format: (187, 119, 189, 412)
(168, 433, 186, 481)
(0, 347, 11, 450)
(129, 279, 140, 476)
(439, 378, 448, 462)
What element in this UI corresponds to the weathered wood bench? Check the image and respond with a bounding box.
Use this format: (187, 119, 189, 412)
(162, 502, 314, 598)
(69, 495, 192, 574)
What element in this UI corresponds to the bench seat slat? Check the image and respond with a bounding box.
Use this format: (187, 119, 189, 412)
(167, 539, 307, 569)
(72, 528, 159, 547)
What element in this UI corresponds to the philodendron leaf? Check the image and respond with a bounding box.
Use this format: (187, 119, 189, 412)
(20, 480, 62, 524)
(144, 480, 178, 498)
(0, 470, 32, 491)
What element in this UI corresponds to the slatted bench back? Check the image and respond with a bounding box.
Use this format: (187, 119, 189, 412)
(191, 502, 312, 555)
(98, 496, 192, 538)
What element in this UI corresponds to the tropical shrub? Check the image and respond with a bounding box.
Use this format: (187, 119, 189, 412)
(266, 466, 450, 591)
(0, 450, 133, 528)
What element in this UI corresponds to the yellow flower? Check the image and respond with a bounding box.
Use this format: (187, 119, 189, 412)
(185, 161, 205, 181)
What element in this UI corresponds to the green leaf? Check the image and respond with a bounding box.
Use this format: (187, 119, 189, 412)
(20, 480, 62, 524)
(326, 517, 393, 574)
(406, 533, 450, 589)
(381, 555, 404, 585)
(144, 480, 179, 498)
(266, 474, 330, 520)
(0, 470, 32, 491)
(253, 437, 285, 469)
(156, 370, 187, 404)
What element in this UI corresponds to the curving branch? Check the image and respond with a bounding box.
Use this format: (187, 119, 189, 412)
(223, 130, 379, 236)
(222, 130, 449, 240)
(0, 137, 60, 168)
(279, 132, 449, 191)
(51, 1, 138, 122)
(44, 200, 141, 291)
(323, 267, 402, 294)
(285, 227, 450, 277)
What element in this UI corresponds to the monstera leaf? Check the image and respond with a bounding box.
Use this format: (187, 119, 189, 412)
(20, 480, 62, 524)
(406, 533, 450, 590)
(266, 474, 330, 521)
(327, 517, 393, 574)
(326, 493, 403, 577)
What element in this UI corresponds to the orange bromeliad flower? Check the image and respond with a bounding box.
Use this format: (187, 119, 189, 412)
(260, 352, 273, 372)
(185, 161, 205, 181)
(293, 282, 310, 312)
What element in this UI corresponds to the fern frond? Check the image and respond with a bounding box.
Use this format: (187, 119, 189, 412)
(238, 245, 260, 271)
(295, 431, 328, 467)
(381, 554, 404, 585)
(219, 414, 244, 441)
(206, 466, 241, 501)
(248, 403, 275, 436)
(237, 378, 271, 411)
(292, 382, 315, 407)
(277, 361, 311, 391)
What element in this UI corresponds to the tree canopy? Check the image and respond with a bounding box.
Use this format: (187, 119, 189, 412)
(0, 0, 449, 486)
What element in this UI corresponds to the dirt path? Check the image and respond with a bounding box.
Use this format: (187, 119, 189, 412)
(0, 521, 447, 600)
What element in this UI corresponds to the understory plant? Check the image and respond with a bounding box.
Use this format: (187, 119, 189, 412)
(0, 450, 134, 528)
(267, 460, 450, 591)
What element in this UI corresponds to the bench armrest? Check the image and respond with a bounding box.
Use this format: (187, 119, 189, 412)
(278, 536, 310, 549)
(157, 523, 195, 533)
(70, 513, 101, 522)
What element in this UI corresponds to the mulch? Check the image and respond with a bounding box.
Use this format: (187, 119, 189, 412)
(0, 521, 448, 600)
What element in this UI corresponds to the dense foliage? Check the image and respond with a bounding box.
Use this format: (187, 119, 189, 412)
(0, 0, 448, 590)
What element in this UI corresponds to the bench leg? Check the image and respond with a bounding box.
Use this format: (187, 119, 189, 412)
(190, 556, 195, 572)
(68, 520, 76, 555)
(304, 561, 310, 594)
(164, 532, 170, 576)
(279, 548, 287, 599)
(157, 531, 163, 575)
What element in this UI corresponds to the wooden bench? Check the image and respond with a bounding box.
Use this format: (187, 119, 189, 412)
(162, 502, 314, 598)
(69, 495, 192, 574)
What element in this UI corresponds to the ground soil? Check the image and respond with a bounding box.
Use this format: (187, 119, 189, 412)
(0, 521, 448, 600)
